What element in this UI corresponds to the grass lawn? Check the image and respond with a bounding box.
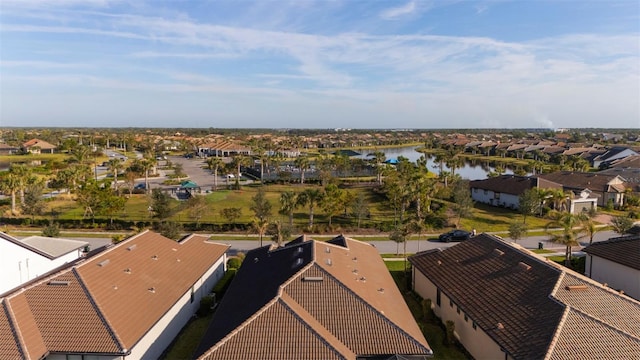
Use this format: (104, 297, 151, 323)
(531, 249, 555, 254)
(161, 312, 213, 360)
(386, 266, 469, 360)
(458, 202, 551, 233)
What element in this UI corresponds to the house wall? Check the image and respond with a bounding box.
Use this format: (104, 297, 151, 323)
(0, 242, 80, 294)
(127, 253, 227, 360)
(585, 255, 640, 300)
(471, 188, 519, 209)
(412, 269, 508, 360)
(569, 199, 597, 214)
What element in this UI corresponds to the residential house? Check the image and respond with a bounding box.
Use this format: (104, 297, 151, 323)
(0, 230, 229, 360)
(469, 175, 563, 210)
(409, 234, 640, 360)
(538, 171, 628, 207)
(196, 140, 251, 157)
(0, 232, 88, 294)
(584, 235, 640, 300)
(22, 139, 57, 154)
(0, 143, 18, 155)
(592, 147, 639, 168)
(195, 235, 432, 359)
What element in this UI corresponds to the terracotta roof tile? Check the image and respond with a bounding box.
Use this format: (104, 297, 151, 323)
(77, 232, 229, 350)
(4, 294, 47, 360)
(197, 237, 431, 359)
(410, 234, 640, 360)
(21, 270, 122, 353)
(583, 235, 640, 270)
(0, 300, 22, 360)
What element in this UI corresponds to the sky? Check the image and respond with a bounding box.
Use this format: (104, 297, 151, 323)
(1, 0, 639, 129)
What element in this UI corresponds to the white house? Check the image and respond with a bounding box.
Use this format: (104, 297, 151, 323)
(0, 232, 88, 294)
(584, 235, 640, 301)
(0, 230, 229, 360)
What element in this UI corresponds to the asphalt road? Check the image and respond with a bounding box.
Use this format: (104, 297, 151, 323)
(59, 229, 620, 257)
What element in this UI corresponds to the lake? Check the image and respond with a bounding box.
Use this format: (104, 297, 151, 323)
(354, 146, 520, 180)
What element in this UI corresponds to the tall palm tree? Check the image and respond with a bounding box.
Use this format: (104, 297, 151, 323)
(206, 157, 224, 190)
(545, 212, 584, 267)
(9, 165, 30, 204)
(107, 158, 124, 190)
(297, 188, 323, 228)
(279, 190, 298, 227)
(232, 155, 250, 189)
(581, 217, 599, 245)
(294, 156, 310, 184)
(372, 150, 386, 184)
(252, 218, 269, 247)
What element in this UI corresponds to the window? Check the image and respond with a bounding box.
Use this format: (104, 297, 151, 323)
(494, 192, 501, 199)
(436, 289, 441, 307)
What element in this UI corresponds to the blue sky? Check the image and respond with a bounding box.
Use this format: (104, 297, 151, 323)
(1, 0, 639, 129)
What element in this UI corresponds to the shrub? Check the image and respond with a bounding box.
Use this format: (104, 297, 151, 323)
(197, 295, 215, 317)
(42, 222, 60, 237)
(227, 257, 242, 269)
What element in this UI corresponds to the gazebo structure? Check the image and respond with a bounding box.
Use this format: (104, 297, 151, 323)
(176, 180, 200, 199)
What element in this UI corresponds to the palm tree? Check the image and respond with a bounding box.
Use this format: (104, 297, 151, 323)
(294, 156, 310, 184)
(252, 218, 269, 247)
(279, 190, 298, 227)
(372, 150, 386, 184)
(206, 157, 224, 190)
(297, 188, 323, 228)
(107, 158, 123, 190)
(0, 171, 21, 214)
(10, 165, 30, 204)
(232, 155, 250, 189)
(581, 217, 599, 245)
(545, 212, 584, 267)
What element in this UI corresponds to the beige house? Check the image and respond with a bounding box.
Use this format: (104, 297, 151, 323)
(409, 234, 640, 360)
(196, 235, 432, 359)
(0, 231, 229, 360)
(584, 235, 640, 301)
(22, 138, 57, 154)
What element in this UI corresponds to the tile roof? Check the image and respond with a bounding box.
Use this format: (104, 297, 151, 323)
(196, 236, 431, 359)
(583, 235, 640, 270)
(0, 300, 23, 360)
(470, 175, 561, 195)
(0, 231, 229, 357)
(409, 234, 640, 360)
(21, 139, 56, 150)
(538, 171, 626, 193)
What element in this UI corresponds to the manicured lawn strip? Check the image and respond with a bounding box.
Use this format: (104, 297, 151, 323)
(160, 312, 213, 360)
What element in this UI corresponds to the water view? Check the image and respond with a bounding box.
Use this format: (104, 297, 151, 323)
(355, 146, 519, 180)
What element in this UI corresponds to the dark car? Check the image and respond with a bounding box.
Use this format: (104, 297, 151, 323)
(438, 230, 471, 242)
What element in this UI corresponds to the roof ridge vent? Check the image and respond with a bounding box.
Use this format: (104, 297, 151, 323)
(325, 258, 332, 266)
(517, 262, 532, 271)
(565, 284, 588, 291)
(47, 280, 70, 286)
(124, 268, 131, 274)
(127, 244, 137, 251)
(497, 322, 504, 330)
(151, 255, 158, 260)
(148, 287, 156, 293)
(98, 259, 110, 267)
(493, 249, 505, 256)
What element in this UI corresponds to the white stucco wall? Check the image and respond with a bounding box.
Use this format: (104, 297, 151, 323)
(471, 188, 519, 209)
(586, 255, 640, 300)
(412, 268, 508, 360)
(127, 253, 226, 360)
(0, 242, 80, 294)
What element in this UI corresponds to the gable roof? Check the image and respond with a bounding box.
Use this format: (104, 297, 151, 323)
(583, 235, 640, 270)
(538, 171, 626, 193)
(0, 231, 229, 357)
(196, 236, 431, 359)
(22, 139, 56, 150)
(469, 175, 561, 195)
(409, 234, 640, 360)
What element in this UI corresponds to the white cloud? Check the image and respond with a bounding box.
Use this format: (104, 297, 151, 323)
(379, 1, 417, 20)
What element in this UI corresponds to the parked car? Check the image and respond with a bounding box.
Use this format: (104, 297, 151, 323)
(438, 230, 471, 242)
(134, 183, 146, 190)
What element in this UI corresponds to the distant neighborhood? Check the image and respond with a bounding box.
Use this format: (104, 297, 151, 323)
(1, 127, 639, 359)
